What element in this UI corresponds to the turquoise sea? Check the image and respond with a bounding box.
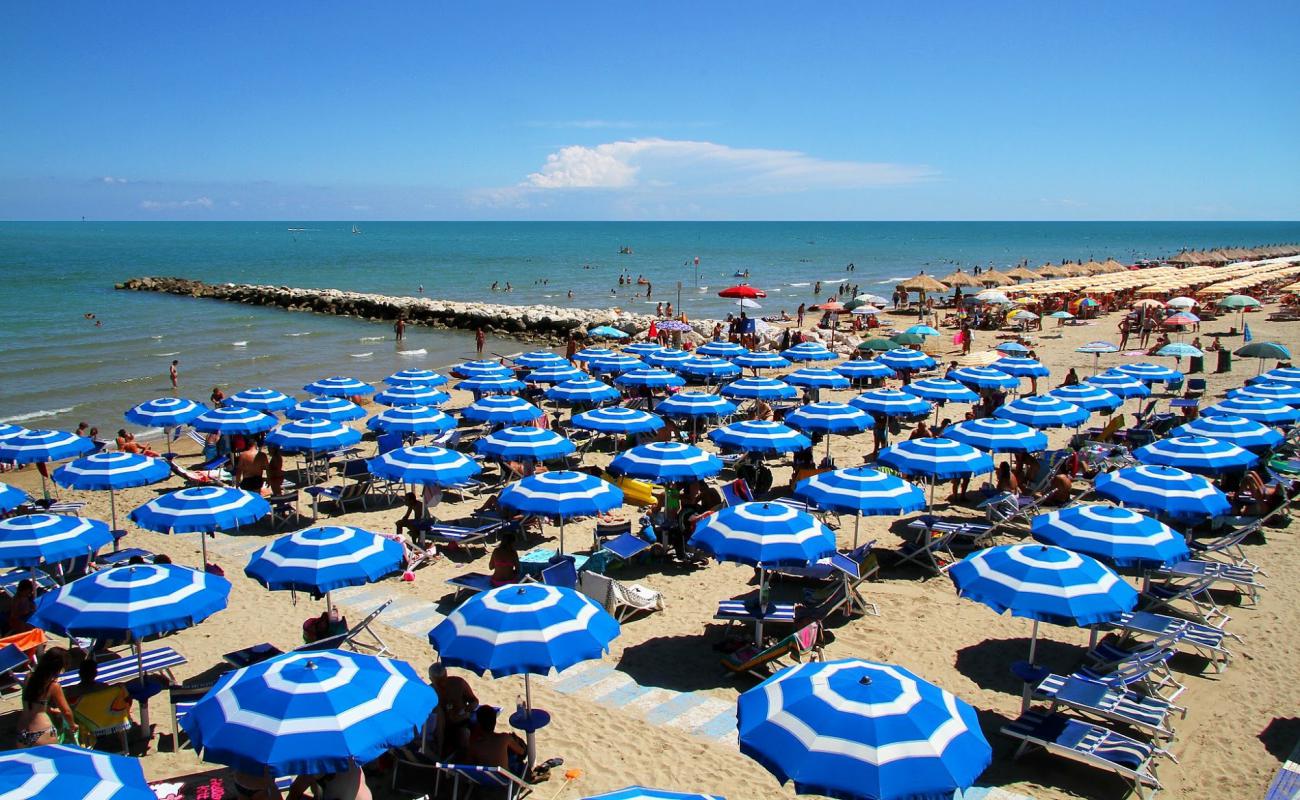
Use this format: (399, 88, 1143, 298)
(2, 221, 1298, 433)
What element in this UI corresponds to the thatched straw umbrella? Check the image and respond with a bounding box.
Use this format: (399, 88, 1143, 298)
(978, 269, 1015, 286)
(1080, 260, 1106, 275)
(1168, 251, 1199, 266)
(899, 272, 949, 317)
(1101, 258, 1128, 273)
(1005, 266, 1041, 282)
(941, 269, 984, 289)
(1037, 264, 1074, 278)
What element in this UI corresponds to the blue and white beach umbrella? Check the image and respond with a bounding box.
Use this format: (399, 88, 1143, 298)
(996, 342, 1031, 354)
(582, 789, 724, 800)
(572, 347, 617, 364)
(654, 392, 738, 419)
(697, 341, 748, 358)
(286, 396, 367, 422)
(1094, 465, 1231, 519)
(609, 442, 723, 483)
(245, 526, 404, 597)
(384, 368, 449, 387)
(622, 342, 665, 359)
(476, 427, 575, 462)
(525, 364, 585, 384)
(377, 382, 452, 405)
(1084, 372, 1151, 399)
(877, 348, 937, 371)
(0, 514, 114, 568)
(644, 348, 691, 368)
(785, 369, 850, 390)
(588, 326, 629, 340)
(452, 360, 513, 379)
(851, 388, 932, 417)
(181, 650, 436, 777)
(192, 406, 277, 435)
(1134, 435, 1257, 475)
(614, 368, 687, 389)
(689, 502, 836, 568)
(365, 405, 454, 436)
(0, 745, 155, 800)
(1114, 362, 1183, 384)
(266, 418, 362, 454)
(949, 366, 1019, 390)
(906, 324, 941, 336)
(0, 429, 94, 466)
(462, 395, 542, 425)
(1202, 395, 1300, 424)
(995, 357, 1050, 378)
(513, 351, 568, 370)
(781, 342, 837, 362)
(547, 378, 621, 405)
(1031, 505, 1189, 568)
(737, 659, 992, 800)
(1230, 381, 1300, 407)
(0, 424, 26, 441)
(721, 377, 798, 401)
(786, 402, 870, 435)
(902, 378, 979, 404)
(1076, 340, 1120, 354)
(130, 486, 270, 565)
(795, 466, 925, 547)
(302, 376, 374, 397)
(735, 351, 792, 371)
(877, 438, 993, 481)
(0, 483, 28, 513)
(368, 446, 480, 487)
(994, 395, 1089, 428)
(52, 451, 170, 530)
(572, 406, 664, 435)
(457, 376, 527, 395)
(1048, 383, 1122, 412)
(1172, 414, 1283, 451)
(834, 359, 895, 380)
(589, 354, 648, 375)
(676, 356, 741, 380)
(709, 421, 811, 454)
(498, 471, 623, 553)
(943, 418, 1048, 453)
(226, 388, 295, 412)
(1253, 366, 1300, 386)
(124, 397, 207, 428)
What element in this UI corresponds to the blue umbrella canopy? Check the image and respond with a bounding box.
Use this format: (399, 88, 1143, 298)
(365, 405, 455, 435)
(525, 364, 586, 384)
(834, 359, 895, 380)
(1134, 435, 1257, 475)
(708, 421, 811, 454)
(582, 789, 724, 800)
(302, 376, 374, 397)
(785, 369, 850, 390)
(384, 368, 449, 387)
(476, 427, 575, 461)
(902, 379, 979, 404)
(949, 366, 1018, 390)
(1114, 363, 1183, 384)
(547, 378, 621, 405)
(368, 446, 480, 487)
(1047, 383, 1121, 412)
(192, 406, 277, 435)
(1076, 341, 1120, 354)
(181, 650, 436, 777)
(588, 325, 629, 339)
(654, 392, 738, 419)
(994, 396, 1089, 429)
(943, 418, 1047, 453)
(462, 395, 543, 425)
(245, 526, 404, 595)
(457, 376, 528, 395)
(498, 471, 624, 520)
(1157, 343, 1203, 359)
(794, 467, 925, 516)
(0, 514, 114, 568)
(950, 544, 1137, 627)
(572, 347, 617, 363)
(721, 378, 797, 400)
(734, 352, 792, 370)
(131, 486, 271, 534)
(608, 442, 723, 483)
(430, 583, 620, 677)
(0, 483, 28, 513)
(1094, 465, 1231, 520)
(452, 360, 513, 379)
(52, 451, 169, 491)
(785, 402, 871, 435)
(781, 342, 838, 362)
(30, 563, 231, 639)
(877, 348, 937, 371)
(1230, 381, 1300, 407)
(1172, 414, 1282, 451)
(1031, 505, 1189, 569)
(226, 387, 295, 412)
(0, 745, 155, 800)
(994, 357, 1050, 377)
(622, 342, 666, 359)
(906, 324, 941, 336)
(675, 356, 741, 380)
(285, 396, 366, 422)
(572, 406, 664, 435)
(589, 354, 648, 375)
(737, 659, 991, 800)
(850, 388, 932, 417)
(614, 368, 687, 389)
(124, 397, 207, 427)
(512, 351, 568, 370)
(266, 418, 362, 454)
(1084, 372, 1151, 398)
(1252, 366, 1300, 385)
(877, 438, 993, 480)
(644, 348, 691, 368)
(1235, 341, 1292, 361)
(0, 429, 94, 466)
(1202, 395, 1300, 424)
(689, 502, 836, 567)
(995, 341, 1031, 354)
(697, 341, 748, 358)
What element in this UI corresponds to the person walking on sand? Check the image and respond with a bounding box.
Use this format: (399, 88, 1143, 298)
(475, 328, 486, 357)
(394, 318, 405, 341)
(169, 360, 178, 390)
(797, 303, 806, 327)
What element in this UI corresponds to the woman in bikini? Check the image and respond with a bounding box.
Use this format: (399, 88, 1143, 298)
(16, 647, 76, 747)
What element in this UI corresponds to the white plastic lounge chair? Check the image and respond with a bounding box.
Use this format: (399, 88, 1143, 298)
(1003, 710, 1168, 799)
(1032, 673, 1182, 742)
(578, 571, 663, 622)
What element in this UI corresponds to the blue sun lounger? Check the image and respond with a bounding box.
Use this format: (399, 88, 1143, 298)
(1004, 710, 1168, 800)
(1110, 610, 1236, 673)
(1032, 673, 1182, 741)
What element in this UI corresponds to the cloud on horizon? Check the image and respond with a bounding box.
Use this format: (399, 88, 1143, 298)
(140, 196, 214, 210)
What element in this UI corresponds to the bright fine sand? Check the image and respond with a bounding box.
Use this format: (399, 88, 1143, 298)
(4, 303, 1298, 800)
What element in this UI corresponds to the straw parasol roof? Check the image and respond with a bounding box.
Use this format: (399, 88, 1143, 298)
(1101, 258, 1128, 273)
(978, 269, 1015, 286)
(1037, 264, 1074, 278)
(1005, 266, 1041, 281)
(941, 269, 984, 288)
(1080, 260, 1106, 275)
(899, 272, 948, 293)
(1168, 251, 1199, 266)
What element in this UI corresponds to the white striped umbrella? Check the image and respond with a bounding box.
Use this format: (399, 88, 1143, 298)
(608, 442, 723, 484)
(721, 378, 797, 400)
(499, 471, 624, 554)
(0, 514, 114, 568)
(124, 397, 207, 429)
(1094, 464, 1231, 520)
(708, 421, 811, 454)
(52, 451, 170, 531)
(546, 378, 621, 406)
(525, 364, 585, 384)
(226, 387, 295, 412)
(265, 418, 362, 454)
(1134, 435, 1257, 475)
(1031, 505, 1189, 568)
(462, 395, 543, 425)
(374, 385, 452, 407)
(245, 525, 404, 610)
(192, 406, 277, 435)
(302, 376, 374, 397)
(451, 360, 513, 379)
(368, 445, 480, 487)
(130, 486, 271, 566)
(993, 396, 1089, 429)
(1171, 414, 1283, 451)
(384, 368, 449, 387)
(0, 746, 155, 800)
(851, 388, 932, 417)
(1047, 383, 1121, 412)
(1203, 395, 1300, 425)
(0, 430, 95, 500)
(794, 466, 926, 547)
(285, 396, 367, 422)
(1230, 381, 1300, 407)
(365, 405, 454, 436)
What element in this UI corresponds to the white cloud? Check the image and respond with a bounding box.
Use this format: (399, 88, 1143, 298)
(140, 196, 214, 210)
(100, 176, 129, 184)
(518, 138, 933, 194)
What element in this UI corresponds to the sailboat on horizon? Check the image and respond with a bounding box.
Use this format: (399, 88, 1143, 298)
(352, 225, 362, 235)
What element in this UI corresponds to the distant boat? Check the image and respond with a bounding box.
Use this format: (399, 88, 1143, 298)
(352, 225, 362, 235)
(287, 227, 306, 232)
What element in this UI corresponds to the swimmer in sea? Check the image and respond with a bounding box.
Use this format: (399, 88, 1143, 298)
(169, 359, 178, 389)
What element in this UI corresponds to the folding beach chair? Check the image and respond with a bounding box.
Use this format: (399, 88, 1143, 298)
(72, 685, 133, 752)
(1030, 673, 1182, 742)
(1083, 641, 1186, 703)
(1071, 645, 1184, 704)
(1189, 518, 1266, 574)
(1003, 710, 1168, 799)
(523, 557, 577, 590)
(895, 524, 959, 576)
(297, 599, 393, 656)
(599, 531, 654, 567)
(432, 763, 533, 800)
(306, 477, 372, 518)
(1147, 559, 1264, 605)
(0, 644, 30, 697)
(445, 572, 497, 603)
(1142, 577, 1232, 629)
(1110, 611, 1236, 673)
(722, 621, 822, 680)
(168, 682, 214, 750)
(578, 571, 663, 623)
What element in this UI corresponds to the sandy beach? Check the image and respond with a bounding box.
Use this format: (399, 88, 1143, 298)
(3, 291, 1298, 800)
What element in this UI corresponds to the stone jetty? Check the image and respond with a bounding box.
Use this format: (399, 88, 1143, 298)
(116, 277, 719, 345)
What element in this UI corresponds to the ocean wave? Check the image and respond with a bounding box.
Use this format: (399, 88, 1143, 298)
(153, 352, 179, 357)
(824, 279, 846, 284)
(232, 341, 248, 347)
(284, 332, 313, 337)
(350, 352, 373, 358)
(150, 335, 164, 340)
(397, 349, 427, 356)
(789, 282, 810, 287)
(359, 336, 386, 342)
(1, 406, 76, 424)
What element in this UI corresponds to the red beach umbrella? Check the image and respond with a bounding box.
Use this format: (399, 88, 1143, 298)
(815, 299, 846, 312)
(718, 285, 767, 299)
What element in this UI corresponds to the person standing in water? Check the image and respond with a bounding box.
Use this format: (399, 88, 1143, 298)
(395, 318, 406, 341)
(475, 328, 486, 357)
(169, 360, 179, 390)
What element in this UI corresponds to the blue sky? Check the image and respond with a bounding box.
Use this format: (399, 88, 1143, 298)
(2, 1, 1297, 220)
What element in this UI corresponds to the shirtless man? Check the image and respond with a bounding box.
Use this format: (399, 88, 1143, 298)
(428, 663, 478, 756)
(235, 442, 268, 492)
(466, 706, 526, 776)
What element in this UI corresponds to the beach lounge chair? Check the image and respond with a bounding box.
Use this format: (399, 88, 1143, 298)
(895, 523, 959, 576)
(168, 682, 213, 749)
(1083, 641, 1186, 702)
(722, 621, 822, 679)
(1031, 673, 1182, 741)
(397, 760, 533, 800)
(1147, 559, 1264, 605)
(296, 599, 393, 656)
(93, 547, 156, 568)
(0, 644, 30, 697)
(1071, 646, 1184, 704)
(1003, 710, 1167, 799)
(306, 477, 372, 518)
(167, 456, 231, 487)
(719, 478, 753, 507)
(1110, 611, 1236, 673)
(1142, 577, 1232, 629)
(446, 572, 497, 603)
(422, 518, 506, 551)
(72, 685, 133, 752)
(599, 531, 654, 566)
(1190, 517, 1265, 573)
(522, 557, 578, 590)
(0, 569, 58, 597)
(51, 647, 187, 689)
(267, 491, 301, 529)
(578, 571, 663, 622)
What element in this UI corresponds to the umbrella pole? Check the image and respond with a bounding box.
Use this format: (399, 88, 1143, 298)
(110, 490, 118, 536)
(136, 636, 152, 733)
(558, 518, 565, 556)
(1021, 618, 1040, 712)
(524, 673, 537, 773)
(852, 511, 862, 549)
(200, 532, 209, 570)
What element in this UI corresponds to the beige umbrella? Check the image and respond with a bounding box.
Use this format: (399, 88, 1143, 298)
(1037, 264, 1074, 278)
(1101, 258, 1128, 273)
(978, 269, 1015, 286)
(957, 350, 1001, 367)
(941, 269, 984, 289)
(1168, 251, 1199, 266)
(1080, 260, 1106, 275)
(899, 273, 949, 293)
(1005, 266, 1041, 281)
